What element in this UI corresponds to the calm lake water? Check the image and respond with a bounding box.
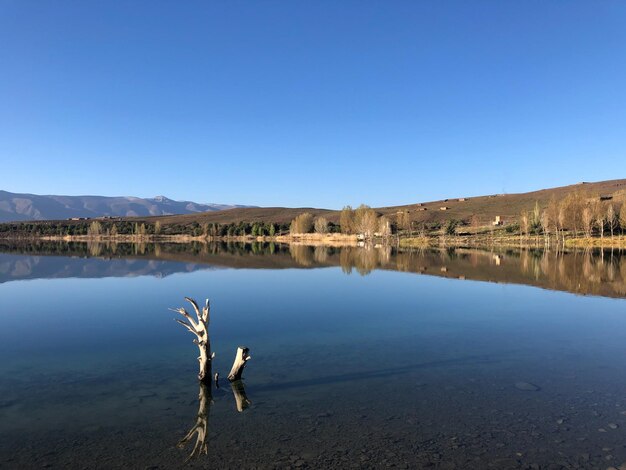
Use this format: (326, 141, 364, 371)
(0, 243, 625, 469)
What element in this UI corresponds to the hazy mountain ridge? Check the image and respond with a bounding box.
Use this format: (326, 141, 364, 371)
(0, 191, 250, 222)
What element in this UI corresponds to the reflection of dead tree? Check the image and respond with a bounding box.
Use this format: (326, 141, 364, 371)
(230, 380, 251, 412)
(212, 347, 254, 414)
(171, 298, 213, 382)
(227, 347, 252, 412)
(177, 382, 211, 462)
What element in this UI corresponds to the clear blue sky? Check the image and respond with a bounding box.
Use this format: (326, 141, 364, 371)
(1, 1, 625, 209)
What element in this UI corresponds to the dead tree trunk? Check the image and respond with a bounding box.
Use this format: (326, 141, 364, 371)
(171, 297, 213, 382)
(227, 346, 251, 381)
(177, 382, 211, 462)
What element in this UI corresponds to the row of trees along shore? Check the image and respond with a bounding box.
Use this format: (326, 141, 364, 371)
(0, 220, 291, 238)
(519, 195, 626, 243)
(288, 195, 626, 242)
(290, 205, 392, 238)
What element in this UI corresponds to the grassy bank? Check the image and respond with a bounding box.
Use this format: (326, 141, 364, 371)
(400, 233, 626, 249)
(565, 237, 626, 248)
(274, 233, 358, 246)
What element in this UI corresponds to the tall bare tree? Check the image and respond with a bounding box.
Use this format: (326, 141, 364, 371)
(547, 197, 559, 242)
(620, 203, 626, 240)
(607, 204, 617, 239)
(354, 205, 378, 239)
(290, 213, 314, 234)
(540, 210, 550, 244)
(592, 201, 605, 240)
(314, 217, 329, 234)
(557, 200, 566, 245)
(340, 206, 354, 234)
(532, 201, 541, 228)
(88, 220, 102, 237)
(519, 211, 530, 241)
(582, 206, 593, 238)
(378, 216, 392, 238)
(563, 192, 584, 236)
(396, 210, 411, 237)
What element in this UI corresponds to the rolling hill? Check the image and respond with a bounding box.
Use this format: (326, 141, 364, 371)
(132, 178, 626, 227)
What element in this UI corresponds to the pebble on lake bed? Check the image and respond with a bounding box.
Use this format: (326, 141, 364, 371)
(514, 382, 541, 391)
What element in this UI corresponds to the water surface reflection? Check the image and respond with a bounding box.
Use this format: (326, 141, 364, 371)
(1, 241, 625, 298)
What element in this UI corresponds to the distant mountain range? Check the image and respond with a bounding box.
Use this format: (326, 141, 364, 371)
(0, 190, 251, 222)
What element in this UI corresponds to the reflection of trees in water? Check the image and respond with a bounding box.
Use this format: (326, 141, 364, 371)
(333, 246, 626, 298)
(378, 245, 392, 264)
(289, 245, 391, 275)
(520, 250, 529, 275)
(540, 251, 550, 277)
(87, 241, 103, 257)
(1, 240, 164, 258)
(4, 240, 291, 259)
(607, 259, 616, 282)
(336, 246, 391, 276)
(620, 261, 626, 295)
(86, 240, 144, 257)
(1, 241, 625, 298)
(314, 246, 328, 263)
(503, 249, 626, 297)
(289, 245, 314, 266)
(337, 249, 350, 274)
(558, 255, 567, 282)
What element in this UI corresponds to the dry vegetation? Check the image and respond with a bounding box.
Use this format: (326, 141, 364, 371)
(175, 178, 626, 228)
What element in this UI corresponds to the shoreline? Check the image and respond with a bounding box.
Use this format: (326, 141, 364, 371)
(1, 233, 626, 249)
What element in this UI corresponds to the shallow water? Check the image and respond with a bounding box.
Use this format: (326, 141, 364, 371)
(0, 243, 625, 469)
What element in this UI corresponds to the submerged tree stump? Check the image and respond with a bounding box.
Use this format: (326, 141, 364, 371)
(228, 346, 251, 382)
(171, 297, 213, 382)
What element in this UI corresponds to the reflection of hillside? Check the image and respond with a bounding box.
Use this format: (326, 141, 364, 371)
(0, 252, 213, 284)
(382, 248, 626, 299)
(0, 241, 625, 299)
